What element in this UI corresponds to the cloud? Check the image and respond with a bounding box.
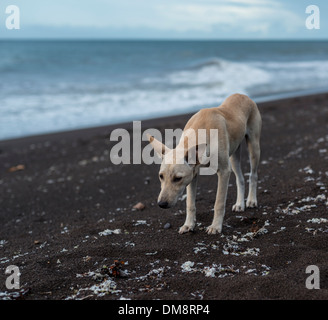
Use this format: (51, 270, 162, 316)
(154, 1, 303, 35)
(225, 0, 279, 5)
(2, 0, 311, 39)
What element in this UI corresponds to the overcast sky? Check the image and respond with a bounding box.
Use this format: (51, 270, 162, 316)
(0, 0, 327, 39)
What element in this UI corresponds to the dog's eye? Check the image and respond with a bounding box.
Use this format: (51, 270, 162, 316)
(173, 177, 182, 183)
(159, 174, 164, 180)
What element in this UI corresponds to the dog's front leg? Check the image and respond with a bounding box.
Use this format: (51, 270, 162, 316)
(179, 174, 198, 234)
(206, 168, 231, 234)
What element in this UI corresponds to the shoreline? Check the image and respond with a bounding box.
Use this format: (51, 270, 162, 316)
(1, 89, 328, 145)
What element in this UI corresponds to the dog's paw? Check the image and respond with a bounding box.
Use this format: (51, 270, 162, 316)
(246, 199, 257, 208)
(178, 224, 194, 234)
(232, 203, 245, 212)
(206, 225, 222, 235)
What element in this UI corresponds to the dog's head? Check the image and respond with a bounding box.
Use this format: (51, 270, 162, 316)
(147, 134, 206, 209)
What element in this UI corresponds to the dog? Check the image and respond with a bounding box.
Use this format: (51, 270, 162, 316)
(147, 93, 262, 234)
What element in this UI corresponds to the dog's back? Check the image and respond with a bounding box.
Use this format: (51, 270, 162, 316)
(183, 93, 261, 155)
(217, 93, 260, 126)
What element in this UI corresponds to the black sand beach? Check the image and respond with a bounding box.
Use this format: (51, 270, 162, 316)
(1, 93, 328, 300)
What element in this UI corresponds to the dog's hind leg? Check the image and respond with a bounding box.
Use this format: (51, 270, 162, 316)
(230, 144, 245, 212)
(245, 133, 260, 208)
(179, 173, 198, 234)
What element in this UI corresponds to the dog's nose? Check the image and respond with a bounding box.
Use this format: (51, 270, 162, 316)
(158, 201, 169, 209)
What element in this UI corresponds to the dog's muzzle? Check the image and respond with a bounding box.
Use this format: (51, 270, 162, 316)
(158, 201, 169, 209)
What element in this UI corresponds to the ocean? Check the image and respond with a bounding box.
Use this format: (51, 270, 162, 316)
(1, 40, 328, 140)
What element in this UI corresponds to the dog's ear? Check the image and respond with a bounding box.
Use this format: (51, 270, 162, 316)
(147, 134, 171, 159)
(184, 143, 207, 166)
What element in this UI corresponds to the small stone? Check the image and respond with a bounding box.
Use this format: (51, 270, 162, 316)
(8, 164, 25, 172)
(132, 202, 145, 211)
(78, 160, 88, 166)
(164, 223, 171, 229)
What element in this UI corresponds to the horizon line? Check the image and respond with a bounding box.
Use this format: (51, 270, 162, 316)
(0, 38, 327, 41)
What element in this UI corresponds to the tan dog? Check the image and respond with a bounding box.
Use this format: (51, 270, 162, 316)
(148, 93, 262, 234)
